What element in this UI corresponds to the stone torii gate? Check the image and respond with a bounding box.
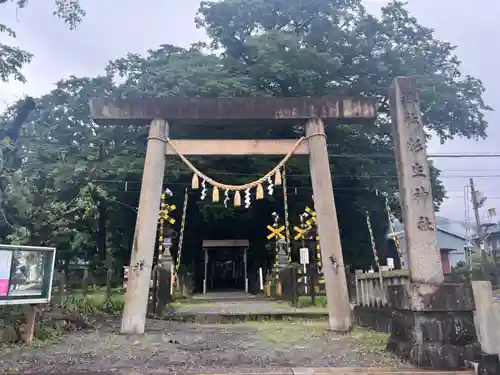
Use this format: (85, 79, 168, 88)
(90, 78, 465, 369)
(90, 95, 376, 334)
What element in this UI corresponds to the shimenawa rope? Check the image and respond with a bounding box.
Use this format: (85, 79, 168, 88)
(147, 132, 325, 194)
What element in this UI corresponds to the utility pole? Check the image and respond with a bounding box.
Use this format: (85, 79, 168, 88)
(470, 178, 489, 268)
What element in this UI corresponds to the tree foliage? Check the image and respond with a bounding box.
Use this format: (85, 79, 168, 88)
(0, 0, 492, 275)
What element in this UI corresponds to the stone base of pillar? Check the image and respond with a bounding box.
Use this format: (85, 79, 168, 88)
(386, 283, 481, 369)
(476, 353, 500, 375)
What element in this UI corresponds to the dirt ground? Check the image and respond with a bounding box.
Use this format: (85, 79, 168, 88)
(0, 317, 405, 373)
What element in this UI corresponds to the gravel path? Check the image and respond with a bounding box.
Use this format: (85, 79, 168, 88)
(0, 318, 404, 373)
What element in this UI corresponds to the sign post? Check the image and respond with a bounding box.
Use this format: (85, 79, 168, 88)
(259, 267, 264, 291)
(0, 244, 56, 305)
(300, 247, 309, 294)
(0, 244, 57, 343)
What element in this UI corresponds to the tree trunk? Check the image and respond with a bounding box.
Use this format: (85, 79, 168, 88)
(98, 199, 107, 261)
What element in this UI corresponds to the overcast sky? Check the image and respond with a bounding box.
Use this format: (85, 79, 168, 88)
(0, 0, 499, 226)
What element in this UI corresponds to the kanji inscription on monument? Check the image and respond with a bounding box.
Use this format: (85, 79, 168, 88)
(412, 185, 429, 199)
(411, 163, 426, 177)
(390, 77, 444, 284)
(407, 137, 424, 153)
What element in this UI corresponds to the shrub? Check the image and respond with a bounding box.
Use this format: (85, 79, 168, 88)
(60, 294, 98, 315)
(101, 296, 124, 315)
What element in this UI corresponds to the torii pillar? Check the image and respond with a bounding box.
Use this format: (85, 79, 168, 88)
(122, 119, 167, 334)
(306, 118, 352, 331)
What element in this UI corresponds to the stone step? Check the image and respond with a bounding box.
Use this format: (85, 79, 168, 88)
(163, 310, 328, 324)
(192, 292, 257, 302)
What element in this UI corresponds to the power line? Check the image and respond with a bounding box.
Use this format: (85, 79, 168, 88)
(104, 188, 500, 200)
(14, 140, 500, 159)
(86, 171, 500, 180)
(328, 153, 500, 159)
(91, 179, 494, 193)
(12, 159, 500, 179)
(97, 181, 497, 196)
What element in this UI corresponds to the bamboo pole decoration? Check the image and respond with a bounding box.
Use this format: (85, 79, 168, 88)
(365, 211, 380, 269)
(366, 210, 386, 301)
(272, 214, 280, 275)
(158, 192, 166, 260)
(384, 195, 405, 269)
(282, 167, 292, 264)
(175, 188, 189, 275)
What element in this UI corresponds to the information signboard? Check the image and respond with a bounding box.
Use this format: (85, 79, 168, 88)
(0, 244, 56, 305)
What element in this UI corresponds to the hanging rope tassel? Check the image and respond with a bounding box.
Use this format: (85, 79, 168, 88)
(212, 186, 219, 202)
(275, 168, 282, 186)
(256, 184, 264, 200)
(234, 191, 241, 207)
(192, 173, 199, 189)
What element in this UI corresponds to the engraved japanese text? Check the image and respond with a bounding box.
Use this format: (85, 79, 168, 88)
(407, 136, 424, 154)
(417, 216, 434, 231)
(412, 185, 429, 199)
(400, 91, 417, 104)
(411, 163, 426, 178)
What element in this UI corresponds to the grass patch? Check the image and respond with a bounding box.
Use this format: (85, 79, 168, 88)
(348, 327, 389, 353)
(244, 320, 328, 348)
(60, 292, 124, 315)
(297, 296, 328, 309)
(240, 321, 389, 353)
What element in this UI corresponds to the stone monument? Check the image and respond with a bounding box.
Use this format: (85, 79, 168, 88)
(387, 77, 480, 368)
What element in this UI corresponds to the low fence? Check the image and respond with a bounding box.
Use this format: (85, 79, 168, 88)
(355, 269, 409, 307)
(353, 269, 409, 333)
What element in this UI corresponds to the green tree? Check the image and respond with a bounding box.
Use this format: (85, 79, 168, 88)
(0, 0, 492, 274)
(193, 0, 491, 266)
